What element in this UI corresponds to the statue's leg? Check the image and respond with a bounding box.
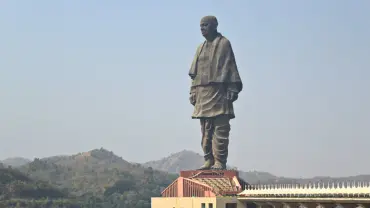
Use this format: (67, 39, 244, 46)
(198, 118, 215, 170)
(211, 115, 230, 170)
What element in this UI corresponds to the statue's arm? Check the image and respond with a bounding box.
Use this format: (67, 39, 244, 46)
(222, 38, 242, 94)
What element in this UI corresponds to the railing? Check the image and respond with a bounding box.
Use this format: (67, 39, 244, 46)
(238, 182, 370, 197)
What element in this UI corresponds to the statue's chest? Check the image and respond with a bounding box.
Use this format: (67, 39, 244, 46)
(197, 43, 213, 73)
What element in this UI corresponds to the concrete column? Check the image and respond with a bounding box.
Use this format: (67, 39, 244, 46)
(177, 177, 184, 197)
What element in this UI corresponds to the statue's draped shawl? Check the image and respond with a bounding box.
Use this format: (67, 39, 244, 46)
(189, 33, 243, 92)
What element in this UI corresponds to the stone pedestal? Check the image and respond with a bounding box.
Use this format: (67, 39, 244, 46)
(180, 169, 240, 179)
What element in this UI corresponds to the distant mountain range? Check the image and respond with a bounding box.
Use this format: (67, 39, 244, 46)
(17, 148, 175, 196)
(143, 150, 285, 184)
(143, 149, 370, 184)
(3, 148, 370, 185)
(143, 150, 205, 173)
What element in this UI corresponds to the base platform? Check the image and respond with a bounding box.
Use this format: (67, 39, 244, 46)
(180, 169, 240, 178)
(161, 169, 248, 197)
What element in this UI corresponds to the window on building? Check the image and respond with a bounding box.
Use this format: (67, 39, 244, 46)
(226, 203, 237, 208)
(201, 203, 206, 208)
(209, 203, 213, 208)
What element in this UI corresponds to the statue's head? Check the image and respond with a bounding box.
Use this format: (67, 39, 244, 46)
(200, 15, 218, 39)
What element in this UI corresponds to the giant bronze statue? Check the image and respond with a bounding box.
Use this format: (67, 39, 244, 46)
(189, 16, 243, 170)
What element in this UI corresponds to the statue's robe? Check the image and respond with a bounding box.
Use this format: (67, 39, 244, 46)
(189, 33, 243, 119)
(188, 33, 243, 165)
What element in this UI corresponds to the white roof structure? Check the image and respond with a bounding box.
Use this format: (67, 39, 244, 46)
(238, 182, 370, 197)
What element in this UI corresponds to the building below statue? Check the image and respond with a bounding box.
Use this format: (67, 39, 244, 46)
(152, 169, 249, 208)
(161, 169, 248, 197)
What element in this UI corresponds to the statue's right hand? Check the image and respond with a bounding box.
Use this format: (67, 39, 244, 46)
(189, 93, 196, 106)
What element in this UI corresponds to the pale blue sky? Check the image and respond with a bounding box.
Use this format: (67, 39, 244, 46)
(1, 0, 369, 178)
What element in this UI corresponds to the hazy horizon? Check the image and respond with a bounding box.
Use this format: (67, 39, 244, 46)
(1, 147, 370, 179)
(1, 0, 369, 178)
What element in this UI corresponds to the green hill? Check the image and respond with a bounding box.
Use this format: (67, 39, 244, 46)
(17, 148, 177, 208)
(0, 166, 82, 207)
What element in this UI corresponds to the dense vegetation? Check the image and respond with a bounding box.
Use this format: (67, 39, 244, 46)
(1, 149, 177, 208)
(0, 166, 83, 207)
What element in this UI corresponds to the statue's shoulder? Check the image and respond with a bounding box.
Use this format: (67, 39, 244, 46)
(197, 41, 205, 48)
(195, 41, 205, 53)
(219, 35, 232, 46)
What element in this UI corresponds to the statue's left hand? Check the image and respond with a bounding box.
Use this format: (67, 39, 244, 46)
(226, 90, 238, 102)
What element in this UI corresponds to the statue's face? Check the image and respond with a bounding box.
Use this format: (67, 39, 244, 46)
(200, 21, 215, 38)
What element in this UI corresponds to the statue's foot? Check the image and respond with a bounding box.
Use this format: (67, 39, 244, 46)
(197, 159, 214, 170)
(211, 162, 226, 170)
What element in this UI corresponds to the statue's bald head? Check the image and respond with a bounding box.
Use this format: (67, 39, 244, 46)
(200, 16, 218, 27)
(200, 15, 218, 39)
